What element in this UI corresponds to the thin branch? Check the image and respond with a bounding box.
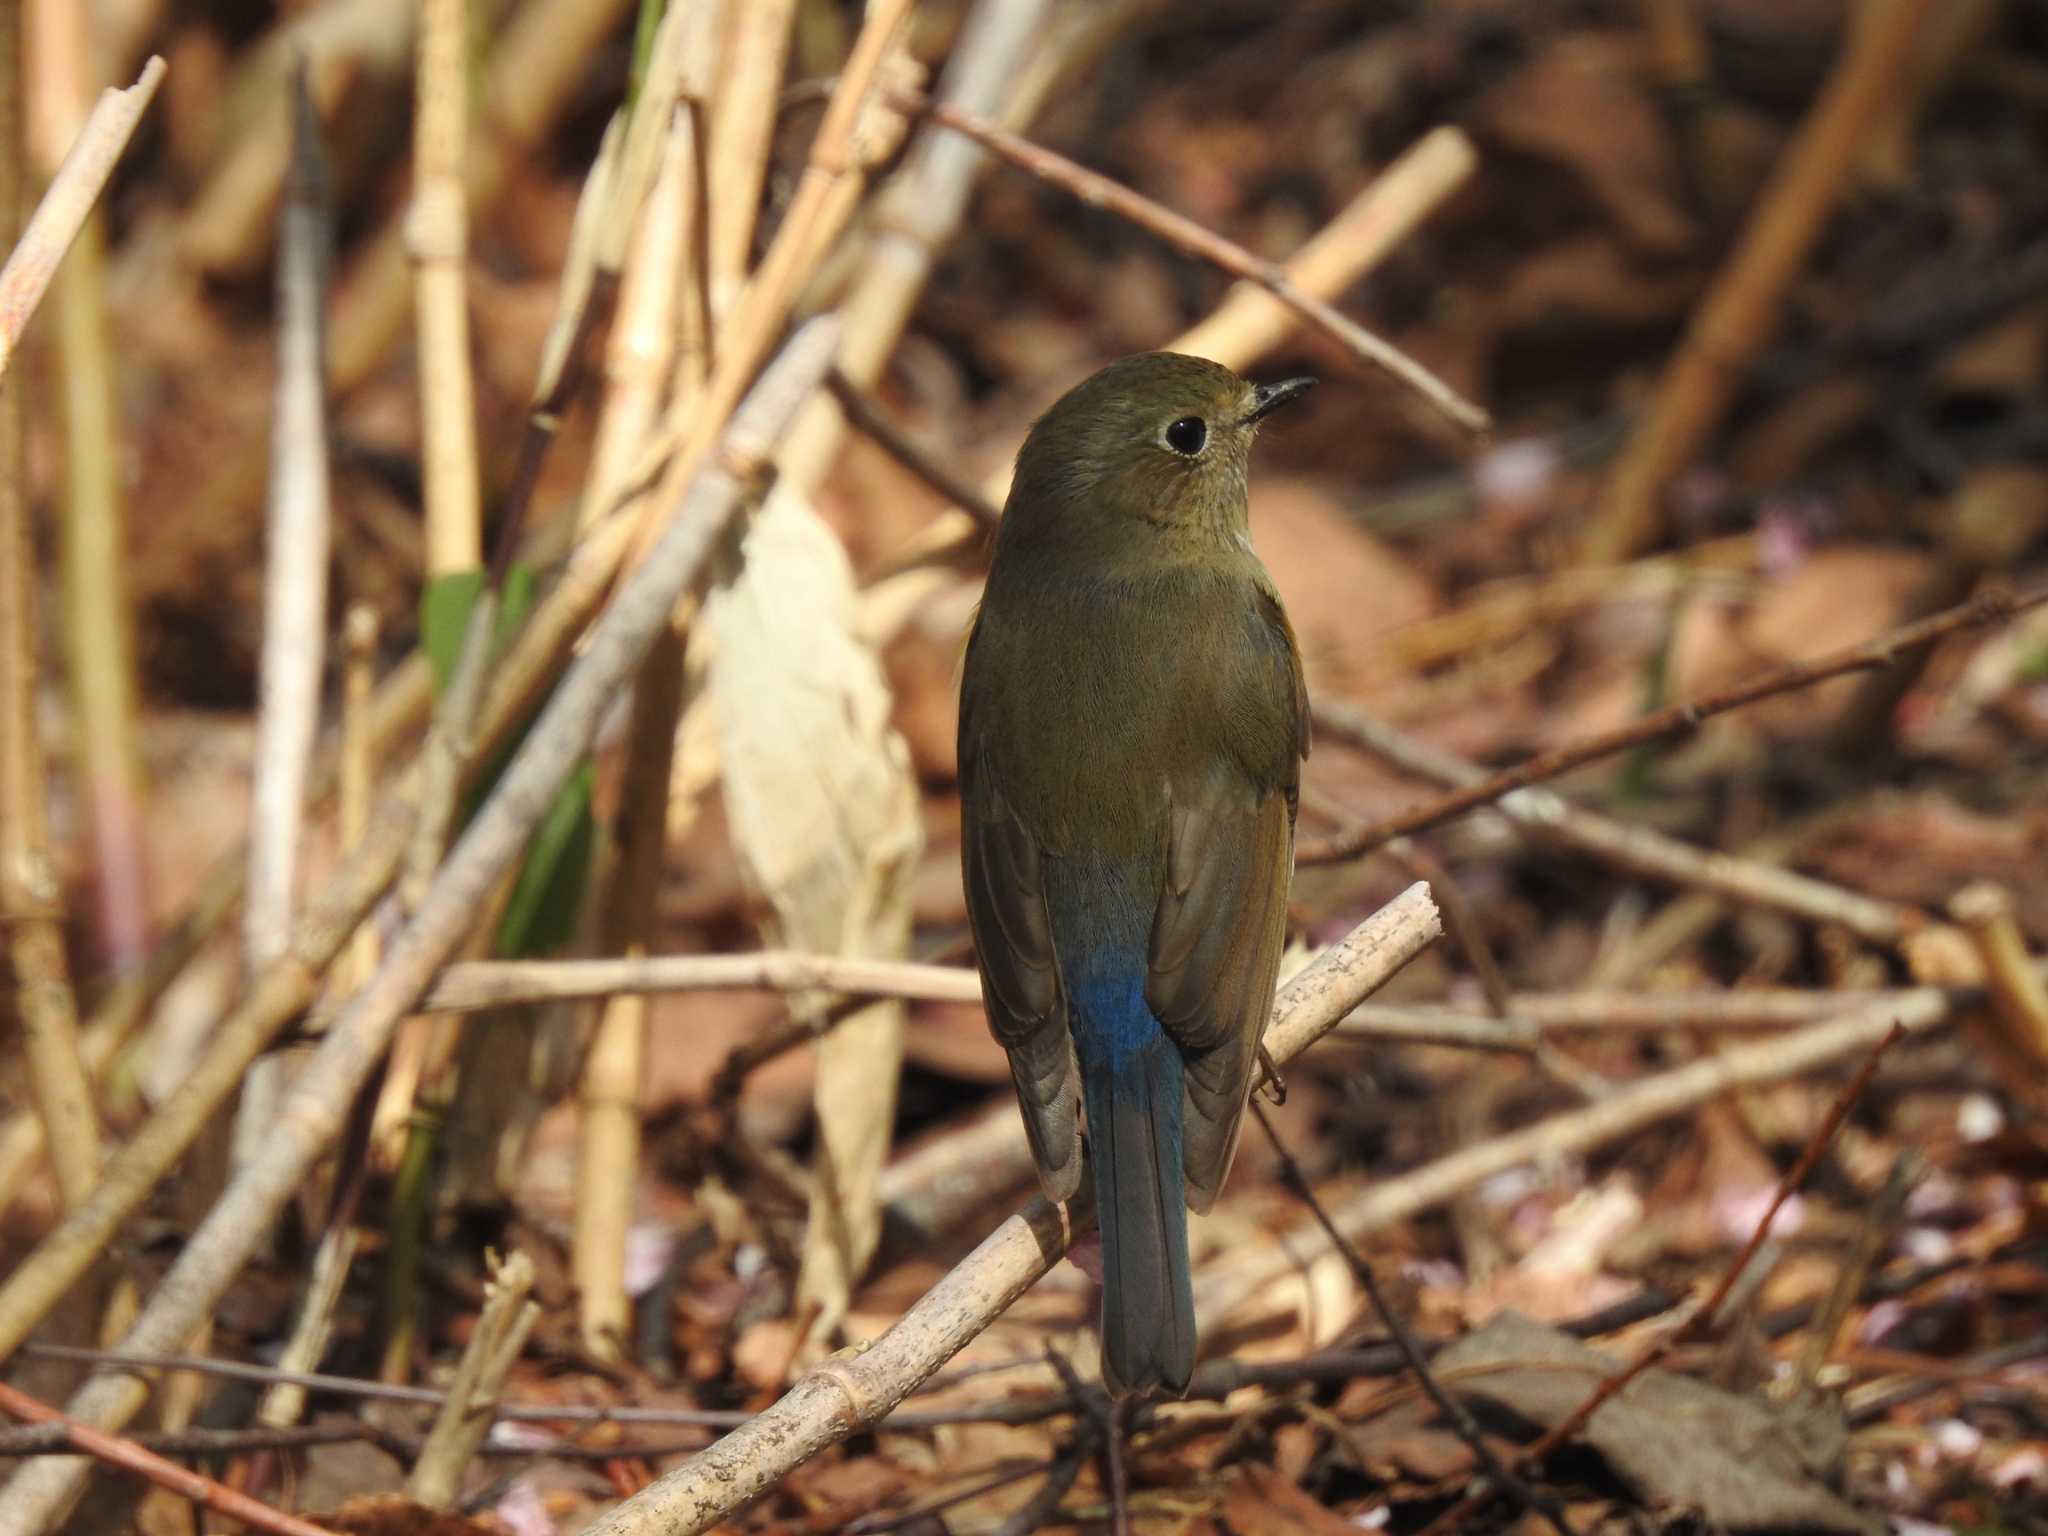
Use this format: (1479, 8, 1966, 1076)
(860, 123, 1481, 584)
(892, 88, 1487, 434)
(0, 55, 164, 383)
(1299, 582, 2047, 864)
(1250, 1101, 1568, 1536)
(1316, 697, 1921, 949)
(1411, 1023, 1906, 1536)
(827, 366, 1002, 529)
(0, 1380, 340, 1536)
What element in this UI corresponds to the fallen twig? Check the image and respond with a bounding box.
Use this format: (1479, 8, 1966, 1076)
(1411, 1023, 1907, 1536)
(1200, 988, 1953, 1327)
(1299, 582, 2047, 864)
(1314, 697, 1923, 948)
(0, 1379, 339, 1536)
(1251, 1101, 1568, 1535)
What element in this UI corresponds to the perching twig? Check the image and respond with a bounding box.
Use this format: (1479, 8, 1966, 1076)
(892, 89, 1486, 435)
(0, 56, 164, 383)
(574, 884, 1440, 1536)
(1299, 582, 2048, 864)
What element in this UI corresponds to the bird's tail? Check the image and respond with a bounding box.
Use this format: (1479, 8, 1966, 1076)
(1080, 1027, 1195, 1396)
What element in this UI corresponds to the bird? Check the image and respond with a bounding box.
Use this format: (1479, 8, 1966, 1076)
(958, 351, 1312, 1395)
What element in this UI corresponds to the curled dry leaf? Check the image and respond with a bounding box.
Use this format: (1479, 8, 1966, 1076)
(700, 482, 924, 1346)
(1435, 1311, 1881, 1535)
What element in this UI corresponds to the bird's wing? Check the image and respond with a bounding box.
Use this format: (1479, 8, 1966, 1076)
(1145, 587, 1306, 1211)
(960, 765, 1085, 1205)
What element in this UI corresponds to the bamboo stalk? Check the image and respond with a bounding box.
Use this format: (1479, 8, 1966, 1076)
(703, 0, 798, 320)
(412, 0, 476, 578)
(570, 43, 713, 1357)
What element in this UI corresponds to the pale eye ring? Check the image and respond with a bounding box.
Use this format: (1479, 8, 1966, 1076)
(1163, 416, 1207, 456)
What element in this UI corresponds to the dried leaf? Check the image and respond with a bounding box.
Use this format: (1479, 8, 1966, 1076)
(1435, 1312, 1881, 1534)
(702, 482, 924, 1339)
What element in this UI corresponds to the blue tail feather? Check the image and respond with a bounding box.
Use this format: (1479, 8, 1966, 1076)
(1070, 959, 1196, 1395)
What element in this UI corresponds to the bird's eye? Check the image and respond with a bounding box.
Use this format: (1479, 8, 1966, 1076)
(1163, 416, 1207, 456)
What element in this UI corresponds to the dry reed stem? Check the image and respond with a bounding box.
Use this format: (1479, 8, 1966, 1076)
(1579, 0, 1939, 563)
(704, 0, 798, 319)
(619, 0, 914, 563)
(338, 607, 384, 992)
(407, 1251, 539, 1506)
(411, 0, 480, 575)
(0, 662, 430, 1223)
(1313, 697, 1920, 947)
(777, 0, 1056, 501)
(0, 55, 162, 381)
(162, 0, 637, 569)
(246, 66, 335, 971)
(0, 0, 99, 1217)
(1299, 582, 2047, 864)
(578, 884, 1441, 1536)
(1949, 882, 2048, 1100)
(0, 320, 840, 1535)
(570, 5, 725, 1355)
(49, 38, 152, 977)
(0, 1380, 341, 1536)
(576, 627, 686, 1358)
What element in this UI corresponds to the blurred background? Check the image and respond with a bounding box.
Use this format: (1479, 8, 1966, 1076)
(2, 0, 2046, 1531)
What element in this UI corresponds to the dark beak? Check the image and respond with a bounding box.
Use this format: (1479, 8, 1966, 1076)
(1243, 375, 1317, 425)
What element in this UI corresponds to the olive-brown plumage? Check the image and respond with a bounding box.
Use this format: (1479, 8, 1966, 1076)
(959, 353, 1310, 1394)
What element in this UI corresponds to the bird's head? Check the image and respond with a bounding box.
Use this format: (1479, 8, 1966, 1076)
(1002, 352, 1314, 553)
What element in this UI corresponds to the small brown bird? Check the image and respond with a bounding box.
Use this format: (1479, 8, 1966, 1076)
(958, 352, 1311, 1394)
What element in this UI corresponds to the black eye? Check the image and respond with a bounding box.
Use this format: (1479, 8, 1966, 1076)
(1164, 416, 1207, 455)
